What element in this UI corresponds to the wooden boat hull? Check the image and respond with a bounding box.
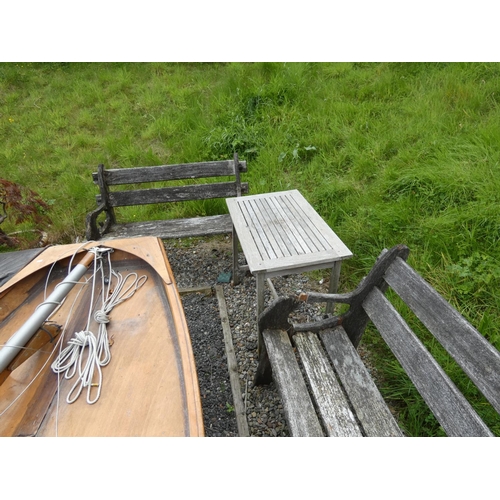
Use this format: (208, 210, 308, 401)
(0, 237, 204, 436)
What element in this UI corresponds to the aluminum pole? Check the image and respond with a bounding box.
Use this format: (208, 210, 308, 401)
(0, 250, 96, 373)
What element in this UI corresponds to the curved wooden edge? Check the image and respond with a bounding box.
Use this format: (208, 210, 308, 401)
(155, 239, 205, 436)
(0, 242, 94, 296)
(0, 237, 178, 296)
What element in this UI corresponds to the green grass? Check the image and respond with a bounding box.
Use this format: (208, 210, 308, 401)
(2, 61, 500, 435)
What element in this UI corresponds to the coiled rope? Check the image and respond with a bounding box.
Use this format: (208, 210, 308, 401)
(51, 248, 147, 404)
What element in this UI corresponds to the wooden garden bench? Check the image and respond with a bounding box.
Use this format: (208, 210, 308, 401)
(85, 154, 248, 241)
(254, 244, 500, 436)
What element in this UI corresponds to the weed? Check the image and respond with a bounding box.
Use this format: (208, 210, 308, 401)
(0, 179, 52, 248)
(278, 143, 317, 165)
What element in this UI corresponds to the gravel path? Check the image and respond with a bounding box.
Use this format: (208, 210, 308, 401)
(164, 235, 328, 437)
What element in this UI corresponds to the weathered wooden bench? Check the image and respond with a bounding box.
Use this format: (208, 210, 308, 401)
(85, 154, 248, 241)
(254, 244, 500, 436)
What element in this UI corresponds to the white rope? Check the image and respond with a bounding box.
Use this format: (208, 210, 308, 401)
(51, 248, 147, 405)
(0, 268, 90, 420)
(1, 243, 100, 422)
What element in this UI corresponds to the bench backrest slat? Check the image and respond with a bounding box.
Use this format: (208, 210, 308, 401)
(98, 182, 250, 207)
(92, 160, 247, 185)
(363, 286, 493, 436)
(86, 155, 248, 240)
(384, 257, 500, 415)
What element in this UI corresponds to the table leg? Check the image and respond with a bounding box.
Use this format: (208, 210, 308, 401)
(266, 278, 279, 301)
(256, 273, 265, 321)
(326, 261, 342, 314)
(232, 225, 240, 285)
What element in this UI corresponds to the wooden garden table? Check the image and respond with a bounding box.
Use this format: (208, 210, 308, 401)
(226, 190, 352, 319)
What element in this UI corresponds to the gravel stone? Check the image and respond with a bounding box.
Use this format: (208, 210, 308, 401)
(164, 235, 329, 437)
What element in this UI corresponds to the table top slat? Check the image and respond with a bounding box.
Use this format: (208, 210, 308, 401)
(226, 190, 352, 275)
(277, 193, 328, 253)
(257, 197, 301, 256)
(287, 192, 349, 253)
(265, 196, 311, 255)
(281, 194, 331, 251)
(254, 198, 295, 257)
(240, 200, 277, 260)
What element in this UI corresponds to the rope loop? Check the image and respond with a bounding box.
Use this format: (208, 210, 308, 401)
(51, 249, 147, 405)
(94, 310, 110, 324)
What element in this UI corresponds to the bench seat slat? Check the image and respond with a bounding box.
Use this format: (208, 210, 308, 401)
(319, 327, 403, 436)
(293, 332, 363, 436)
(98, 214, 233, 240)
(262, 329, 324, 436)
(93, 160, 248, 185)
(363, 286, 493, 437)
(384, 257, 500, 415)
(100, 182, 249, 207)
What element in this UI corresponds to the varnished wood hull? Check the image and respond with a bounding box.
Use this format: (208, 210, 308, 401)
(0, 237, 204, 436)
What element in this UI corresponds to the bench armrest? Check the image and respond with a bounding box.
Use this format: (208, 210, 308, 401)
(85, 203, 112, 240)
(298, 291, 354, 304)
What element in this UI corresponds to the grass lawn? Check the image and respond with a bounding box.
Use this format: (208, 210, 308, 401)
(2, 61, 500, 435)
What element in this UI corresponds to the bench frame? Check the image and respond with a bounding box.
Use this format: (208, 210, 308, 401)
(254, 244, 500, 436)
(85, 153, 248, 241)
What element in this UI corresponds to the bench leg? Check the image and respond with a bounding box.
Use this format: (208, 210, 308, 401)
(254, 341, 273, 385)
(326, 261, 342, 314)
(232, 225, 240, 285)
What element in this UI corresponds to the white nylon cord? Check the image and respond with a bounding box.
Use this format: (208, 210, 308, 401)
(0, 244, 147, 429)
(0, 263, 91, 420)
(51, 248, 147, 404)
